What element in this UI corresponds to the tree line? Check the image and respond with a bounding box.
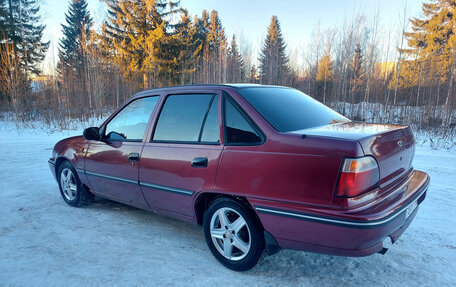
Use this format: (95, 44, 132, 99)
(303, 0, 455, 130)
(0, 0, 454, 132)
(0, 0, 48, 117)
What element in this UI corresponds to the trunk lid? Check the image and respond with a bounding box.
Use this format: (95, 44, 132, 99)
(289, 122, 415, 188)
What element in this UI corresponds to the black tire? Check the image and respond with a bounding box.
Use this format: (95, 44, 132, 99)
(203, 198, 264, 271)
(57, 161, 86, 207)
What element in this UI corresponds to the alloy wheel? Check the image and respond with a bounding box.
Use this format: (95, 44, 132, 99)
(209, 207, 252, 261)
(60, 168, 77, 201)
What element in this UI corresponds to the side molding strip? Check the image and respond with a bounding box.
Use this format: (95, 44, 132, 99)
(140, 182, 194, 196)
(255, 187, 427, 229)
(81, 169, 194, 196)
(84, 170, 138, 185)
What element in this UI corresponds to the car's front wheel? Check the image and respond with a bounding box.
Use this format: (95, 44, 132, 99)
(58, 161, 84, 207)
(203, 198, 264, 271)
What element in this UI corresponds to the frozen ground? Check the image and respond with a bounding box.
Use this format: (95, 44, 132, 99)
(0, 122, 455, 287)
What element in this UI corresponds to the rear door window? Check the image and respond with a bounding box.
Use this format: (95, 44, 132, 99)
(153, 94, 219, 144)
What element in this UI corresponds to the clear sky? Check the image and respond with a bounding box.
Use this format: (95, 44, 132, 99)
(39, 0, 424, 73)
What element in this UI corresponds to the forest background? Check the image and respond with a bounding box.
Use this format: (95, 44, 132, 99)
(0, 0, 454, 139)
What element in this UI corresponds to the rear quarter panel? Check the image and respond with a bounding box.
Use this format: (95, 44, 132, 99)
(214, 88, 364, 207)
(214, 135, 362, 207)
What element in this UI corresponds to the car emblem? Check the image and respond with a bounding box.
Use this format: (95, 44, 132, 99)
(397, 140, 403, 147)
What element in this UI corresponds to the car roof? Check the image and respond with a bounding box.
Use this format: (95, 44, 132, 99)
(132, 84, 289, 99)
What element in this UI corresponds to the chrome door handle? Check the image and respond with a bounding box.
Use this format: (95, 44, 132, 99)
(128, 153, 140, 162)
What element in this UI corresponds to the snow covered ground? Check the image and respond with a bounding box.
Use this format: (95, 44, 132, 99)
(0, 121, 455, 287)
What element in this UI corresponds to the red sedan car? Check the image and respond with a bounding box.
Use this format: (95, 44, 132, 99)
(49, 84, 430, 271)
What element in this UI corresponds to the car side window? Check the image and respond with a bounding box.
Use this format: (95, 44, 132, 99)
(224, 98, 262, 144)
(153, 94, 219, 143)
(104, 96, 158, 141)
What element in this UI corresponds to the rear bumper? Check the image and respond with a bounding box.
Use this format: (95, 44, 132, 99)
(251, 170, 429, 256)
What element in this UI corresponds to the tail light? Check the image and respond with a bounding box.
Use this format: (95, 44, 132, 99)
(336, 156, 380, 197)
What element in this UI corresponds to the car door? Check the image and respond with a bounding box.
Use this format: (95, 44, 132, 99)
(139, 91, 222, 219)
(84, 96, 159, 209)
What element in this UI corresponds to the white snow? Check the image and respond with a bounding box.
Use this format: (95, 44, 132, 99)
(0, 121, 455, 286)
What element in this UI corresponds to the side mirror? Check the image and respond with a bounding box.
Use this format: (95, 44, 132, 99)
(83, 127, 101, 141)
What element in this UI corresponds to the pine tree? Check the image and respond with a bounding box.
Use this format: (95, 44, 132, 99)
(191, 9, 226, 83)
(3, 0, 49, 76)
(0, 0, 9, 103)
(207, 10, 226, 83)
(259, 16, 289, 85)
(58, 0, 93, 75)
(102, 0, 181, 88)
(194, 10, 210, 83)
(316, 48, 333, 103)
(350, 42, 364, 101)
(248, 65, 258, 83)
(174, 9, 202, 84)
(0, 0, 8, 38)
(227, 34, 244, 83)
(401, 0, 455, 105)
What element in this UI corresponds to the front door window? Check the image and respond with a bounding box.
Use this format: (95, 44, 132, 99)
(105, 96, 158, 141)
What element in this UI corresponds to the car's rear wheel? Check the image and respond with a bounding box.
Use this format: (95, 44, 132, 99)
(58, 161, 84, 207)
(203, 198, 264, 271)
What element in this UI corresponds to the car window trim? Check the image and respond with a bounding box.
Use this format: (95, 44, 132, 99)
(222, 91, 266, 146)
(100, 95, 160, 142)
(150, 92, 221, 145)
(104, 138, 143, 143)
(151, 140, 220, 145)
(198, 94, 217, 142)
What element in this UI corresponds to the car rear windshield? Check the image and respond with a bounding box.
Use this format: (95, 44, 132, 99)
(238, 87, 350, 132)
